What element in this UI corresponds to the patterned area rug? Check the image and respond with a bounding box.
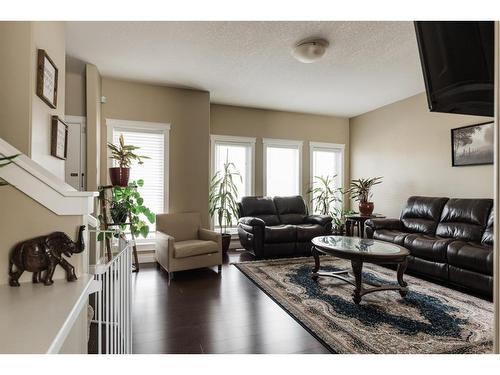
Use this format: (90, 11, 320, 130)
(234, 256, 493, 354)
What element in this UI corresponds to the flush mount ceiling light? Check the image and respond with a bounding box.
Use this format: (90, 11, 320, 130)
(291, 38, 329, 63)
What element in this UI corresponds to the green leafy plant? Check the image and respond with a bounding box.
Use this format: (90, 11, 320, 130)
(0, 154, 19, 186)
(107, 134, 150, 168)
(209, 161, 241, 234)
(345, 177, 383, 203)
(98, 179, 155, 241)
(307, 175, 351, 233)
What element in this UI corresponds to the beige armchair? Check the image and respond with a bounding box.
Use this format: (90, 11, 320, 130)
(155, 212, 222, 281)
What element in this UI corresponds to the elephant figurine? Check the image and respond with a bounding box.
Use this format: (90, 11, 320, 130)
(8, 225, 86, 287)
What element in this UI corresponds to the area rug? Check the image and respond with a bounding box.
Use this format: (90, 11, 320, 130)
(233, 256, 493, 354)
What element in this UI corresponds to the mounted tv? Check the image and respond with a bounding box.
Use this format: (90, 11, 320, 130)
(414, 21, 494, 117)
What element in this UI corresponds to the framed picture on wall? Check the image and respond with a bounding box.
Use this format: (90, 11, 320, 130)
(51, 116, 68, 160)
(36, 49, 58, 109)
(451, 121, 494, 166)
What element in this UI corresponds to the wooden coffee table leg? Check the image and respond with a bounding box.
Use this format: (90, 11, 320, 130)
(397, 258, 409, 297)
(351, 259, 363, 304)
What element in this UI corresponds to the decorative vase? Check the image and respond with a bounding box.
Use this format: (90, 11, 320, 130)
(359, 201, 374, 216)
(221, 233, 231, 254)
(109, 167, 130, 187)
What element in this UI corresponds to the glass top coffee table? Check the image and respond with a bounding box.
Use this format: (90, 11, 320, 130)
(311, 236, 410, 304)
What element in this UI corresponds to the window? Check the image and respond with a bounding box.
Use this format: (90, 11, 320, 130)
(210, 135, 255, 228)
(107, 119, 170, 235)
(263, 138, 302, 197)
(310, 142, 345, 214)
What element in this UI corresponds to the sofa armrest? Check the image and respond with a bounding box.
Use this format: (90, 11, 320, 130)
(199, 228, 222, 248)
(304, 215, 333, 226)
(238, 216, 265, 227)
(365, 218, 403, 231)
(155, 231, 175, 271)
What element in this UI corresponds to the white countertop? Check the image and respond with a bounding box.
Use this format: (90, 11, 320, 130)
(0, 274, 96, 353)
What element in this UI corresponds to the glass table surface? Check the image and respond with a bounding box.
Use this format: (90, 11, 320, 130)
(311, 235, 405, 255)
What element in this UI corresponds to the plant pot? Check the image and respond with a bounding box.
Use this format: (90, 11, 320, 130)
(110, 202, 128, 225)
(359, 201, 374, 216)
(221, 233, 231, 254)
(109, 167, 130, 187)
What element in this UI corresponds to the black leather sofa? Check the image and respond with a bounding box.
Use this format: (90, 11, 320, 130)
(365, 196, 494, 297)
(237, 196, 333, 258)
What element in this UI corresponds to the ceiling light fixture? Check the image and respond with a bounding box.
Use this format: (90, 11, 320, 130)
(291, 38, 329, 63)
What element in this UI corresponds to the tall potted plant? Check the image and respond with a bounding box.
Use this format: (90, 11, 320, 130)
(307, 175, 348, 234)
(345, 177, 383, 216)
(107, 135, 149, 187)
(209, 161, 241, 254)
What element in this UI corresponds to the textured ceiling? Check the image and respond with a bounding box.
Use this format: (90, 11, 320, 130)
(65, 21, 425, 117)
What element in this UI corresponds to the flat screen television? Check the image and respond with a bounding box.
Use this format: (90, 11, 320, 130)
(414, 21, 494, 117)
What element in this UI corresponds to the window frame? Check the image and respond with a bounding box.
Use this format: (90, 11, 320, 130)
(210, 134, 256, 231)
(309, 141, 345, 213)
(106, 118, 171, 243)
(263, 138, 303, 197)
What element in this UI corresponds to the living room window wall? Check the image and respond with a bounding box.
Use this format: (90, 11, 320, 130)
(210, 135, 256, 229)
(310, 142, 345, 214)
(107, 119, 170, 239)
(263, 138, 303, 197)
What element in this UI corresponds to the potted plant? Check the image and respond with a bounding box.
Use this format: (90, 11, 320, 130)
(98, 179, 156, 242)
(209, 161, 241, 254)
(345, 177, 383, 216)
(107, 134, 149, 187)
(307, 175, 346, 234)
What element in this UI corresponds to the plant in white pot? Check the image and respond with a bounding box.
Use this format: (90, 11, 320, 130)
(107, 135, 149, 187)
(209, 161, 241, 254)
(345, 176, 383, 216)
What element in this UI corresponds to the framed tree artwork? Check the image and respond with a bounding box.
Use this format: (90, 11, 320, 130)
(451, 121, 494, 166)
(51, 116, 68, 160)
(36, 49, 58, 108)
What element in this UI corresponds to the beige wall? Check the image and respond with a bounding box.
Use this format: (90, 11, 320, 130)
(350, 92, 494, 218)
(65, 56, 86, 117)
(0, 22, 32, 156)
(30, 21, 66, 179)
(101, 78, 211, 226)
(210, 104, 350, 203)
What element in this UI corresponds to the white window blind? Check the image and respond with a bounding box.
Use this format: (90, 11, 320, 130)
(112, 127, 165, 232)
(264, 140, 302, 197)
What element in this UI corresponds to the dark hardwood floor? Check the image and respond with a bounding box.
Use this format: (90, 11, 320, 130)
(131, 250, 330, 354)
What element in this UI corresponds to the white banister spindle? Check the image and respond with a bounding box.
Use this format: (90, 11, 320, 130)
(90, 234, 132, 354)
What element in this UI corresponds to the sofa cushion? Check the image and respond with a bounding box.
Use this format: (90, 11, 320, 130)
(296, 224, 325, 242)
(373, 229, 410, 246)
(274, 196, 307, 225)
(239, 196, 280, 226)
(447, 241, 493, 276)
(404, 234, 453, 262)
(436, 198, 493, 242)
(174, 240, 219, 259)
(401, 196, 449, 234)
(481, 209, 494, 246)
(264, 225, 296, 243)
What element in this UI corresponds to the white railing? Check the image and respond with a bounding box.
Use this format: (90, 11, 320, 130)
(90, 236, 132, 354)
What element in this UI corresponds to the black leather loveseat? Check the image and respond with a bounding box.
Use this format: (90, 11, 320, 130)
(237, 196, 333, 258)
(365, 196, 494, 297)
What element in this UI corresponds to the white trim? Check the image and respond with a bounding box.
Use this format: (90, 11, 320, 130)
(106, 118, 170, 214)
(0, 137, 97, 215)
(309, 141, 345, 213)
(263, 138, 303, 196)
(210, 134, 256, 229)
(210, 134, 256, 144)
(263, 138, 303, 146)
